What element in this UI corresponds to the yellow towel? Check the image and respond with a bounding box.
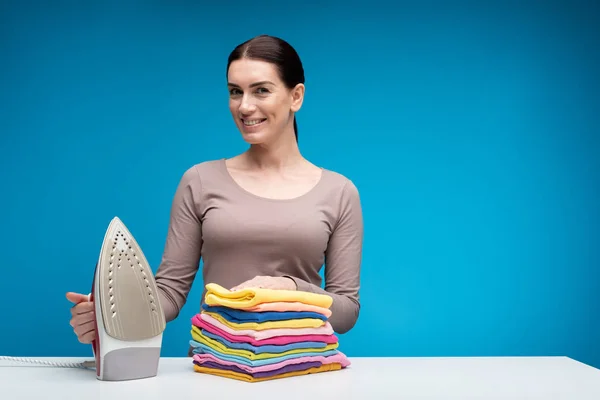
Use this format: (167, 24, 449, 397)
(202, 310, 325, 330)
(191, 326, 338, 360)
(204, 283, 333, 309)
(193, 362, 342, 382)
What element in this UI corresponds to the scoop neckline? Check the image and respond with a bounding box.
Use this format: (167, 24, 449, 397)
(219, 158, 326, 203)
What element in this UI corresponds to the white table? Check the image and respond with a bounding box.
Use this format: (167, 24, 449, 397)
(2, 356, 600, 399)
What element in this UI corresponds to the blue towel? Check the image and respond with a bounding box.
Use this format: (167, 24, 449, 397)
(201, 303, 327, 322)
(189, 339, 339, 366)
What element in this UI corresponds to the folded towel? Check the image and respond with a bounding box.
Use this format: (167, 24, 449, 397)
(202, 310, 325, 330)
(192, 313, 338, 346)
(196, 313, 334, 340)
(201, 303, 328, 322)
(195, 360, 322, 378)
(189, 339, 340, 367)
(192, 362, 342, 382)
(190, 282, 348, 382)
(204, 283, 333, 309)
(191, 325, 338, 360)
(201, 329, 329, 353)
(243, 301, 332, 317)
(192, 352, 351, 374)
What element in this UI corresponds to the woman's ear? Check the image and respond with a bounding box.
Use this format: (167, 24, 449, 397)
(290, 83, 305, 112)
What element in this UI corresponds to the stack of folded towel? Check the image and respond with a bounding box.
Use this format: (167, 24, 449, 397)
(189, 282, 351, 382)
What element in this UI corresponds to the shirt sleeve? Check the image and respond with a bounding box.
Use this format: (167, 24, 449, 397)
(154, 166, 203, 322)
(286, 179, 363, 334)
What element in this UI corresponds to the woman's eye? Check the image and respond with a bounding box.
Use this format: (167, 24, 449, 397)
(229, 89, 241, 95)
(256, 87, 270, 94)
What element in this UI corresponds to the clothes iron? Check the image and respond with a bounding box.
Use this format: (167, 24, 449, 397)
(89, 216, 166, 381)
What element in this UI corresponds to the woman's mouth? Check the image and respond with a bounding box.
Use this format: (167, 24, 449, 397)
(242, 118, 267, 127)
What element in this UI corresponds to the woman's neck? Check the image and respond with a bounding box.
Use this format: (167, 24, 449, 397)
(244, 133, 304, 171)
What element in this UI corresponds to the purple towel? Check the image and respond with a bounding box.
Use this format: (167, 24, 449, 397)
(194, 360, 322, 378)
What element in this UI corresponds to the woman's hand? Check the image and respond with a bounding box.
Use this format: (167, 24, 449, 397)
(230, 276, 297, 291)
(66, 292, 96, 344)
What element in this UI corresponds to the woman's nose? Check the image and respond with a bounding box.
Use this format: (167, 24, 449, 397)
(239, 96, 256, 114)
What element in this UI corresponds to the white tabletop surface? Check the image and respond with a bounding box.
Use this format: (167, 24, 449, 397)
(2, 356, 600, 399)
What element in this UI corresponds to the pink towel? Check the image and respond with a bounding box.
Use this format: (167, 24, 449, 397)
(192, 314, 338, 345)
(199, 313, 334, 339)
(192, 352, 351, 373)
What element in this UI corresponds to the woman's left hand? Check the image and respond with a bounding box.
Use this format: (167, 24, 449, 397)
(230, 276, 297, 291)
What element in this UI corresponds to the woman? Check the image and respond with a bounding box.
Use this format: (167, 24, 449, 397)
(66, 35, 364, 346)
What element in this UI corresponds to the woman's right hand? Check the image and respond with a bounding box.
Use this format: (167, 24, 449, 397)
(66, 292, 96, 344)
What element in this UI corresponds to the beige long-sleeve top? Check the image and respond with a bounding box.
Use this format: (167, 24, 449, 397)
(154, 159, 363, 334)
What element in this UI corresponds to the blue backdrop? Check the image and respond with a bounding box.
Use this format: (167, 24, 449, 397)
(1, 1, 599, 368)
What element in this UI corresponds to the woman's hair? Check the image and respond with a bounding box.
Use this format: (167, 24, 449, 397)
(227, 35, 305, 142)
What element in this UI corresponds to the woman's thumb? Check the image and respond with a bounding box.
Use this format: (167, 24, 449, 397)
(66, 292, 90, 304)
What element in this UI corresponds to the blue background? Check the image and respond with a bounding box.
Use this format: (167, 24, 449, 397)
(1, 1, 599, 368)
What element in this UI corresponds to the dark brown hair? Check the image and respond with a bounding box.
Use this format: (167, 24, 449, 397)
(227, 35, 305, 142)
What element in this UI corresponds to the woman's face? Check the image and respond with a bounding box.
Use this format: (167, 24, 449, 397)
(227, 58, 303, 145)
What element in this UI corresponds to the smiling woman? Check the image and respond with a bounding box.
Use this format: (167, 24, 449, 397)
(66, 35, 364, 349)
(226, 35, 305, 144)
